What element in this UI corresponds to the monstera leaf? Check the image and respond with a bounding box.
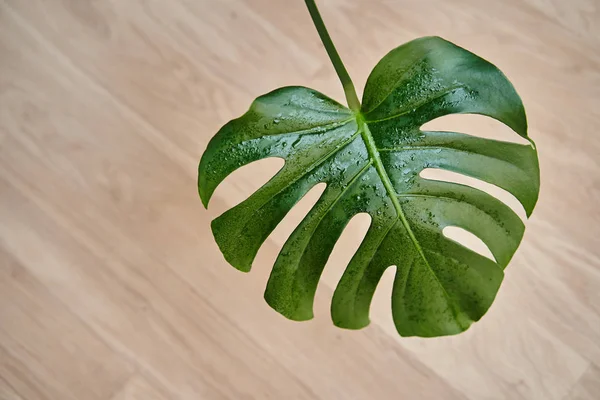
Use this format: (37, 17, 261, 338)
(199, 35, 539, 337)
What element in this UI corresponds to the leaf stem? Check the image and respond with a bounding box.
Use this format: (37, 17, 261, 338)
(304, 0, 361, 112)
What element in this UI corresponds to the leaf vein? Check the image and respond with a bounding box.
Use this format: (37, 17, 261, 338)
(362, 52, 432, 114)
(379, 144, 531, 176)
(262, 117, 354, 139)
(364, 85, 465, 124)
(234, 128, 362, 239)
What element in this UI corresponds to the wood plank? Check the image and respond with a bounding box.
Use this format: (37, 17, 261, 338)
(0, 249, 134, 400)
(566, 364, 600, 400)
(0, 376, 24, 400)
(111, 375, 170, 400)
(0, 0, 599, 398)
(0, 4, 464, 399)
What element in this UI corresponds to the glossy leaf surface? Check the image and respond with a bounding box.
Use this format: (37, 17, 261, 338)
(199, 37, 539, 337)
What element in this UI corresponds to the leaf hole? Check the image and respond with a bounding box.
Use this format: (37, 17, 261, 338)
(314, 212, 372, 319)
(443, 226, 495, 261)
(253, 182, 327, 283)
(420, 168, 527, 222)
(421, 114, 531, 145)
(269, 182, 328, 248)
(210, 157, 285, 215)
(369, 265, 397, 334)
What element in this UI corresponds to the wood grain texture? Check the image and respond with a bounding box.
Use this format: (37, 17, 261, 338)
(0, 0, 598, 399)
(566, 364, 600, 400)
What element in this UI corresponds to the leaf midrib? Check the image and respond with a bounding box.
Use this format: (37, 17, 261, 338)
(358, 114, 459, 321)
(358, 116, 430, 265)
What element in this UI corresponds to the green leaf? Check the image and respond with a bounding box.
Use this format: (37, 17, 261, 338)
(198, 36, 539, 337)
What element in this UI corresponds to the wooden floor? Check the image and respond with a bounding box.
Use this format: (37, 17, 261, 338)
(1, 0, 599, 399)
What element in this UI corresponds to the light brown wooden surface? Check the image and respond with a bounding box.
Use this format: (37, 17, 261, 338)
(1, 0, 599, 399)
